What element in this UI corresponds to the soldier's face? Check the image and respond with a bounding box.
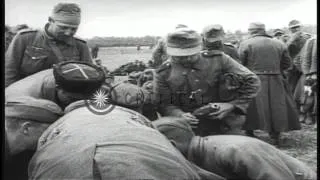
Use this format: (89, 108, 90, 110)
(49, 20, 78, 40)
(172, 54, 199, 65)
(289, 26, 301, 33)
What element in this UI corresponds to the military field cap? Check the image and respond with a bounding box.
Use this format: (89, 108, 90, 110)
(152, 117, 195, 136)
(248, 22, 266, 30)
(166, 28, 202, 56)
(53, 61, 105, 94)
(202, 24, 225, 43)
(273, 29, 284, 36)
(51, 3, 81, 28)
(5, 96, 63, 123)
(175, 24, 188, 29)
(289, 20, 302, 29)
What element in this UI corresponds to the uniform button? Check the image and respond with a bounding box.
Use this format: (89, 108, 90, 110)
(195, 79, 199, 82)
(191, 69, 195, 72)
(182, 72, 187, 75)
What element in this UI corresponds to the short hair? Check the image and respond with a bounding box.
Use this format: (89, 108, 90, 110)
(5, 117, 49, 130)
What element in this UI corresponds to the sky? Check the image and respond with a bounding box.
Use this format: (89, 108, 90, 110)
(5, 0, 317, 38)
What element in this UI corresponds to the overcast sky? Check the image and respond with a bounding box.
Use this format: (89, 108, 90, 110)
(5, 0, 317, 38)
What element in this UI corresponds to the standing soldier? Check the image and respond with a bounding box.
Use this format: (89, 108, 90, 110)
(201, 24, 240, 62)
(155, 28, 260, 136)
(286, 20, 311, 95)
(239, 22, 301, 145)
(300, 36, 317, 124)
(272, 28, 288, 43)
(5, 3, 92, 87)
(91, 44, 99, 58)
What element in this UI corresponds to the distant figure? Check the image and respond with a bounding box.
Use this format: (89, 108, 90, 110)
(91, 44, 99, 58)
(137, 45, 141, 51)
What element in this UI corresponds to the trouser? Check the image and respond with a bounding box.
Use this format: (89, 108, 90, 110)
(193, 112, 245, 136)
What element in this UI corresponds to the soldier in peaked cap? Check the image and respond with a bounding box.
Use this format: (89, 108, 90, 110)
(152, 117, 317, 180)
(6, 61, 105, 109)
(5, 96, 63, 179)
(154, 28, 260, 136)
(5, 2, 92, 87)
(202, 24, 240, 62)
(239, 22, 300, 145)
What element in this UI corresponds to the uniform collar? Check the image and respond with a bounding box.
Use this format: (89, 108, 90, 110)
(44, 23, 75, 46)
(170, 55, 206, 71)
(250, 32, 272, 38)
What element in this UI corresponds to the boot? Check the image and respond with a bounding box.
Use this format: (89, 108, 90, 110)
(245, 130, 255, 137)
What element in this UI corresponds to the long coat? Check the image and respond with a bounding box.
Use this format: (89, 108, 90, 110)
(28, 104, 224, 180)
(188, 135, 316, 180)
(239, 33, 301, 132)
(5, 24, 92, 87)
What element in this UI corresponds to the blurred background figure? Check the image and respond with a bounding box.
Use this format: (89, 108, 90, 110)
(91, 44, 100, 58)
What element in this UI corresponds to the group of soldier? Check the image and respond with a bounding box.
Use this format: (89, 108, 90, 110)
(4, 2, 317, 180)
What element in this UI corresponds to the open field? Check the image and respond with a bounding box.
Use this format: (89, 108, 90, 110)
(98, 46, 153, 71)
(104, 46, 317, 172)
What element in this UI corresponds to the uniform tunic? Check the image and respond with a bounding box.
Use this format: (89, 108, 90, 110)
(239, 33, 301, 132)
(155, 51, 260, 135)
(5, 24, 92, 87)
(28, 104, 224, 180)
(188, 135, 316, 180)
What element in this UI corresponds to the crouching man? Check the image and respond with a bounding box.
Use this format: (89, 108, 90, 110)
(155, 28, 260, 136)
(5, 96, 63, 179)
(28, 101, 224, 180)
(153, 117, 317, 180)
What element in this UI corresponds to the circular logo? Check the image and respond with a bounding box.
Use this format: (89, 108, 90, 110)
(85, 83, 116, 115)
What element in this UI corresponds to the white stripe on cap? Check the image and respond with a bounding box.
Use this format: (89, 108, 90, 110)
(62, 64, 89, 79)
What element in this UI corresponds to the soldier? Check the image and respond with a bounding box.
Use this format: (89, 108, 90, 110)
(154, 28, 260, 136)
(239, 22, 301, 145)
(151, 24, 188, 68)
(153, 117, 317, 180)
(5, 96, 63, 180)
(202, 24, 240, 62)
(6, 61, 106, 110)
(5, 3, 92, 87)
(28, 101, 224, 180)
(286, 20, 311, 95)
(91, 44, 99, 58)
(94, 58, 110, 76)
(272, 28, 288, 43)
(300, 36, 317, 124)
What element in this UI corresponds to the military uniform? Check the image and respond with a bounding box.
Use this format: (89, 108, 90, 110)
(155, 51, 260, 135)
(153, 118, 317, 180)
(239, 25, 301, 135)
(29, 102, 223, 180)
(5, 24, 92, 87)
(222, 42, 240, 61)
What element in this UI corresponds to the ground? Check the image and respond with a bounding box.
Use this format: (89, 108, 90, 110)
(254, 123, 317, 172)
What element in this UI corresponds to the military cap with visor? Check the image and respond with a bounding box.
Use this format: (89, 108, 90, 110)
(166, 28, 202, 56)
(53, 61, 106, 94)
(288, 20, 302, 29)
(202, 24, 225, 43)
(273, 29, 285, 36)
(5, 96, 63, 123)
(50, 3, 81, 28)
(248, 22, 266, 30)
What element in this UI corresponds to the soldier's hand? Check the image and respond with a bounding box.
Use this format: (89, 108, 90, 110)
(208, 103, 235, 120)
(181, 112, 199, 128)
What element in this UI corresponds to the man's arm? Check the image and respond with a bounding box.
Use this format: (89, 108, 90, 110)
(280, 44, 292, 72)
(221, 55, 261, 114)
(5, 33, 28, 87)
(76, 40, 93, 63)
(237, 42, 248, 65)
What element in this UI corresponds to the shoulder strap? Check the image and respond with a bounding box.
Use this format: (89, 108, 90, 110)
(48, 42, 65, 62)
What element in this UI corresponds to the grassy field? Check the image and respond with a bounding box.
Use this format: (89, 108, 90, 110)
(101, 46, 317, 172)
(97, 46, 153, 71)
